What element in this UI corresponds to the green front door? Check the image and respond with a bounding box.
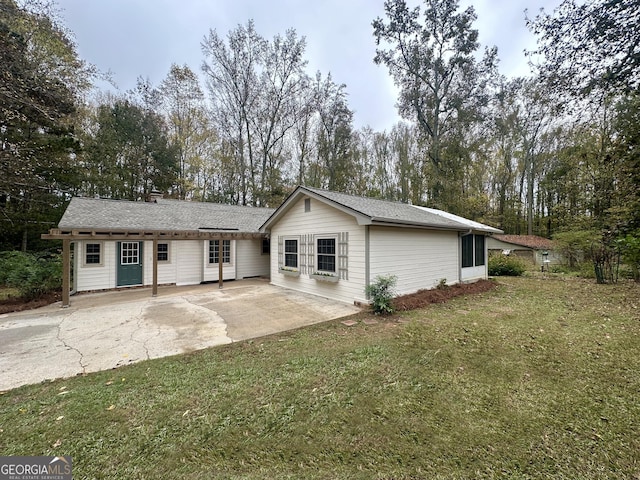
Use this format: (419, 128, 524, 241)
(117, 241, 143, 286)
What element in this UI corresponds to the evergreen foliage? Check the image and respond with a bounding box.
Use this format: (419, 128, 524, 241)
(0, 251, 61, 299)
(488, 254, 527, 277)
(365, 274, 397, 315)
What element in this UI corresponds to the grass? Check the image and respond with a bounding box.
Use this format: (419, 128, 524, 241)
(1, 276, 639, 479)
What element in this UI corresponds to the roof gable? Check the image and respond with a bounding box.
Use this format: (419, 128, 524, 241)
(59, 197, 274, 233)
(261, 186, 503, 234)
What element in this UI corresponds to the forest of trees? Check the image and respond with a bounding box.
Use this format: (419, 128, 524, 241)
(1, 0, 638, 279)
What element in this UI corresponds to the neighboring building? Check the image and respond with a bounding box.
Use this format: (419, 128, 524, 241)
(487, 234, 560, 265)
(43, 197, 274, 306)
(44, 187, 504, 307)
(260, 186, 503, 305)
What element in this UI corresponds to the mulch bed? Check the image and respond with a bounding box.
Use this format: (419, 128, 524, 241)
(0, 290, 62, 315)
(392, 279, 497, 312)
(0, 280, 497, 316)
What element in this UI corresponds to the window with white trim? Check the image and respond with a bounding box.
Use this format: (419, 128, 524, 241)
(462, 234, 485, 268)
(209, 240, 231, 264)
(84, 242, 102, 266)
(316, 237, 336, 273)
(284, 239, 298, 268)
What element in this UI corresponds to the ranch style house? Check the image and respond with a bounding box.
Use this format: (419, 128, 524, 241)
(43, 186, 503, 307)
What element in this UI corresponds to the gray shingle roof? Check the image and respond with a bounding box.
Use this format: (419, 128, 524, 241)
(58, 197, 274, 233)
(299, 187, 502, 233)
(493, 235, 554, 249)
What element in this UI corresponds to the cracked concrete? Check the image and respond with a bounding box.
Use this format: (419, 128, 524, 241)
(56, 312, 87, 375)
(0, 279, 360, 391)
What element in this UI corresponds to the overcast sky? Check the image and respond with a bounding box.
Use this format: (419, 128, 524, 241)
(55, 0, 562, 131)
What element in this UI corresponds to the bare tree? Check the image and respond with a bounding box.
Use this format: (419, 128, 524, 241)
(202, 21, 264, 205)
(159, 64, 212, 200)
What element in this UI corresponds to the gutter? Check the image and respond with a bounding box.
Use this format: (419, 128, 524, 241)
(369, 217, 472, 232)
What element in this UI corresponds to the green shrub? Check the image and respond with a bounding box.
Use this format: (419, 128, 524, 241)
(617, 232, 640, 282)
(550, 264, 570, 274)
(365, 274, 397, 315)
(0, 251, 62, 299)
(577, 261, 596, 279)
(488, 254, 527, 276)
(553, 229, 599, 268)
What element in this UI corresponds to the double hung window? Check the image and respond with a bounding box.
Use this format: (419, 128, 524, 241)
(316, 237, 336, 273)
(284, 239, 298, 268)
(157, 242, 169, 262)
(85, 243, 102, 265)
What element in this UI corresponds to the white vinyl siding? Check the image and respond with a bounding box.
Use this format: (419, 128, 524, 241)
(75, 240, 116, 291)
(369, 227, 459, 295)
(75, 236, 271, 291)
(141, 240, 177, 286)
(236, 239, 270, 279)
(176, 240, 203, 285)
(270, 197, 366, 305)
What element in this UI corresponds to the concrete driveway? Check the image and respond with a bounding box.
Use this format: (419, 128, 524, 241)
(0, 279, 360, 391)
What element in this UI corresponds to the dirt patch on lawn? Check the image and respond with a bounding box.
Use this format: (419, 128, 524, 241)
(0, 290, 61, 314)
(393, 280, 497, 312)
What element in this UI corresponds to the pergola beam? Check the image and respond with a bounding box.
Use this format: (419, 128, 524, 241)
(42, 228, 266, 241)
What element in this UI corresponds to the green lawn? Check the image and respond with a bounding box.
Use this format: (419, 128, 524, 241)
(1, 276, 639, 479)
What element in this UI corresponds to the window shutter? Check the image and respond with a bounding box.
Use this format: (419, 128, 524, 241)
(300, 235, 307, 274)
(307, 235, 315, 273)
(338, 232, 349, 280)
(277, 236, 283, 269)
